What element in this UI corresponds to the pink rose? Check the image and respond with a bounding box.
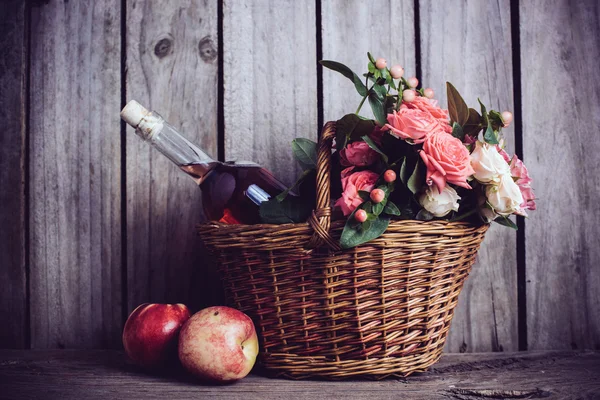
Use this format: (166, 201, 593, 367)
(404, 97, 452, 133)
(370, 126, 385, 145)
(335, 169, 379, 216)
(383, 106, 444, 144)
(420, 131, 475, 193)
(509, 155, 536, 215)
(340, 141, 379, 167)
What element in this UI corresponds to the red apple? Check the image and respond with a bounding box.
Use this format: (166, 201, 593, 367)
(178, 306, 259, 382)
(122, 303, 191, 368)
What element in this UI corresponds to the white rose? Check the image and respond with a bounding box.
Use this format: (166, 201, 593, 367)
(479, 205, 499, 223)
(419, 185, 460, 217)
(470, 141, 510, 183)
(486, 173, 524, 215)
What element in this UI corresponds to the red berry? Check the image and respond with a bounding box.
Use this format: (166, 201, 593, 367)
(384, 170, 397, 183)
(390, 65, 404, 79)
(375, 58, 387, 69)
(501, 111, 513, 127)
(407, 76, 419, 88)
(370, 188, 385, 204)
(402, 89, 416, 103)
(354, 209, 368, 223)
(423, 88, 435, 99)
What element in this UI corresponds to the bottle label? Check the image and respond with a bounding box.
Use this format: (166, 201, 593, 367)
(246, 184, 271, 205)
(230, 160, 260, 167)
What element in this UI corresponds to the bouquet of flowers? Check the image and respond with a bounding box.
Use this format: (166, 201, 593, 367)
(259, 53, 536, 249)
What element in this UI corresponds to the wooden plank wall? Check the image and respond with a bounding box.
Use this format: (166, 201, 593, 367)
(27, 0, 123, 348)
(420, 0, 518, 353)
(0, 0, 28, 349)
(124, 0, 220, 323)
(521, 0, 600, 351)
(0, 0, 598, 352)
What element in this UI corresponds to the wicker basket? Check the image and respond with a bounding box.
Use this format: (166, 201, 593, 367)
(197, 122, 488, 379)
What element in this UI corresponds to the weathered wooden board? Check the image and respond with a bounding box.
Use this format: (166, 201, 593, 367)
(28, 0, 122, 348)
(419, 0, 518, 353)
(125, 0, 220, 314)
(0, 350, 598, 399)
(0, 0, 28, 349)
(223, 0, 318, 186)
(321, 0, 416, 123)
(521, 0, 600, 350)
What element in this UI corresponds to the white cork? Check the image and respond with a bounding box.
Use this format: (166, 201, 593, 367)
(121, 100, 150, 128)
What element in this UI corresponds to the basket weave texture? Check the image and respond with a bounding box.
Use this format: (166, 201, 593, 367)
(198, 122, 488, 379)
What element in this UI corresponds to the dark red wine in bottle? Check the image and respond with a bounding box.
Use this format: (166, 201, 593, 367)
(121, 100, 287, 224)
(180, 162, 286, 224)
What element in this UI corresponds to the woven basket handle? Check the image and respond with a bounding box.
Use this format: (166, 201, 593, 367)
(306, 122, 341, 251)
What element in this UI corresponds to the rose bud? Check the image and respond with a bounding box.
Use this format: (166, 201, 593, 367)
(390, 65, 404, 79)
(384, 170, 397, 183)
(419, 185, 461, 217)
(354, 209, 368, 223)
(375, 58, 387, 69)
(370, 188, 385, 204)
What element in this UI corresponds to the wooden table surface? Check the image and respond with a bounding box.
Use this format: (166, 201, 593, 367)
(0, 350, 598, 399)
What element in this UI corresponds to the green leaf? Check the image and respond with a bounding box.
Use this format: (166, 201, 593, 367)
(478, 98, 488, 125)
(368, 62, 376, 74)
(488, 110, 504, 131)
(362, 219, 372, 231)
(340, 216, 390, 249)
(291, 138, 318, 170)
(373, 201, 384, 216)
(372, 83, 387, 101)
(389, 78, 397, 91)
(259, 195, 312, 224)
(399, 157, 409, 184)
(335, 114, 376, 151)
(451, 122, 465, 140)
(358, 190, 370, 201)
(367, 52, 376, 64)
(446, 82, 469, 126)
(494, 215, 518, 229)
(463, 108, 483, 137)
(407, 159, 426, 194)
(483, 121, 499, 144)
(361, 135, 388, 164)
(380, 67, 391, 84)
(368, 93, 387, 126)
(320, 60, 368, 97)
(275, 168, 313, 201)
(383, 201, 401, 216)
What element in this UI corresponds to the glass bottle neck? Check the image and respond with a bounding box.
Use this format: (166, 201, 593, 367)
(134, 112, 214, 166)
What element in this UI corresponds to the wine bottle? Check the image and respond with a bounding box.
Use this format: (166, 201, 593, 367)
(121, 100, 288, 224)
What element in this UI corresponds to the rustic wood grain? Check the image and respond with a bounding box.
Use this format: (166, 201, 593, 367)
(521, 0, 600, 350)
(419, 0, 518, 353)
(0, 350, 598, 399)
(125, 0, 220, 314)
(223, 0, 318, 186)
(28, 0, 122, 348)
(0, 0, 27, 349)
(321, 0, 416, 123)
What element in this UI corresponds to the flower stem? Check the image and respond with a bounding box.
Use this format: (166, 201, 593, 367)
(355, 95, 368, 114)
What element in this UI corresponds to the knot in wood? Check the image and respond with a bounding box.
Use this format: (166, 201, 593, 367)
(198, 36, 217, 63)
(154, 37, 173, 58)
